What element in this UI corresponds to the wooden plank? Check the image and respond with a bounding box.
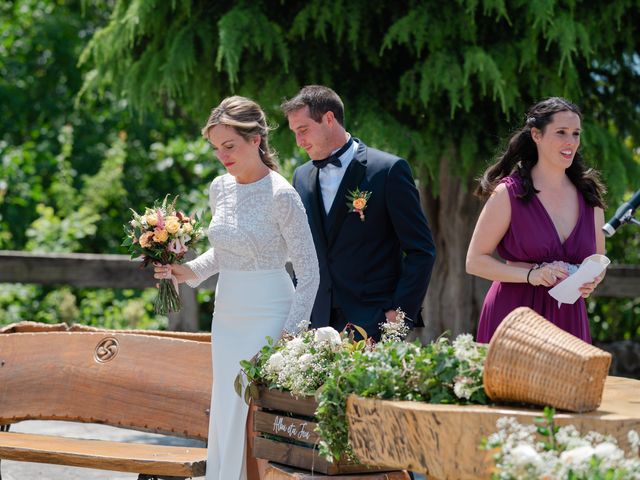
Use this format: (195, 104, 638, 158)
(1, 249, 638, 301)
(0, 332, 212, 441)
(254, 436, 330, 474)
(0, 431, 206, 476)
(0, 250, 290, 292)
(264, 462, 410, 479)
(254, 387, 317, 417)
(595, 265, 640, 297)
(168, 284, 199, 332)
(0, 321, 211, 342)
(0, 251, 154, 289)
(254, 437, 392, 476)
(254, 410, 320, 445)
(346, 376, 640, 480)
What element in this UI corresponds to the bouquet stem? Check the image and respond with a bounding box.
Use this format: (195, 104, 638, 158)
(155, 279, 181, 315)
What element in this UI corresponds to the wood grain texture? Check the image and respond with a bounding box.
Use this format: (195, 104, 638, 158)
(346, 376, 640, 479)
(0, 250, 154, 288)
(254, 387, 318, 417)
(252, 388, 391, 475)
(254, 437, 389, 476)
(0, 321, 211, 342)
(0, 332, 212, 441)
(264, 461, 410, 479)
(0, 431, 206, 476)
(254, 411, 320, 444)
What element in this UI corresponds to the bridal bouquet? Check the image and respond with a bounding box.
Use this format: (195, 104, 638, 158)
(483, 408, 640, 479)
(122, 195, 203, 315)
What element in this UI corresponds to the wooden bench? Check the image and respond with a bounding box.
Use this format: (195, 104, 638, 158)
(0, 330, 212, 479)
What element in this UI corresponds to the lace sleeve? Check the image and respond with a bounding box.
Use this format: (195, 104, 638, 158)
(185, 179, 220, 288)
(275, 188, 320, 334)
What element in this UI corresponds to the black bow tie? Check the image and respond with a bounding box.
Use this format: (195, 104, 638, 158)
(312, 137, 353, 169)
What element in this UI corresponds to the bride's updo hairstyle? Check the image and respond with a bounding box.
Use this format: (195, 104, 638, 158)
(202, 96, 279, 171)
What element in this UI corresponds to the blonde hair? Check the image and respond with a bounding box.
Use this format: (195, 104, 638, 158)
(202, 96, 278, 171)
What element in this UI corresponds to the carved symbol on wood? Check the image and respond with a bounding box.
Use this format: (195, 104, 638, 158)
(95, 337, 119, 363)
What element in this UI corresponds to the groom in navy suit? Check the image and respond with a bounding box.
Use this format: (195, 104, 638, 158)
(282, 85, 436, 339)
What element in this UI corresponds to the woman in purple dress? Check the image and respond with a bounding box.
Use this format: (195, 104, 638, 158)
(466, 97, 606, 343)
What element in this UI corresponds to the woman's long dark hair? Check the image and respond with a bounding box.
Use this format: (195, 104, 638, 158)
(475, 97, 606, 208)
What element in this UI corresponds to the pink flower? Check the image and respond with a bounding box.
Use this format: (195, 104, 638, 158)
(155, 208, 165, 229)
(168, 237, 187, 254)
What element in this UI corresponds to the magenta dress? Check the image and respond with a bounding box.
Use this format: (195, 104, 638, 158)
(476, 175, 595, 344)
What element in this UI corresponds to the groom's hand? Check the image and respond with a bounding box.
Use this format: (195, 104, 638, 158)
(384, 309, 400, 323)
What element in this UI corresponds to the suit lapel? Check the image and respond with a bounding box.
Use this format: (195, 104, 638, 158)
(326, 143, 367, 248)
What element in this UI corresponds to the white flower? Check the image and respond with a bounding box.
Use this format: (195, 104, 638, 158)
(594, 442, 623, 460)
(509, 443, 542, 467)
(560, 445, 596, 465)
(287, 337, 305, 354)
(298, 353, 313, 368)
(266, 352, 285, 372)
(629, 430, 640, 452)
(453, 376, 473, 400)
(314, 327, 341, 348)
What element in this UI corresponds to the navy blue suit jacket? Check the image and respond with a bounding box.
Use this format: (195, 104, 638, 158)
(292, 139, 436, 337)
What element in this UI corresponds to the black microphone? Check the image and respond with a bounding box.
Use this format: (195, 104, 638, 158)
(602, 189, 640, 237)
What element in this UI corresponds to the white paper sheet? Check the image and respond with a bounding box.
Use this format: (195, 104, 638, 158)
(548, 254, 610, 306)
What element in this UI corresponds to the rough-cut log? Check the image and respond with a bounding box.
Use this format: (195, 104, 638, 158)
(0, 320, 211, 342)
(346, 376, 640, 479)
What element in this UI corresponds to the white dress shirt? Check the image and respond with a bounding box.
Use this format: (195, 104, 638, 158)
(318, 137, 359, 214)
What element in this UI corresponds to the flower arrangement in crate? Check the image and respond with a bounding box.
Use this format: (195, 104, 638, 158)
(237, 312, 488, 470)
(122, 195, 203, 315)
(317, 333, 488, 462)
(236, 324, 374, 474)
(483, 407, 640, 479)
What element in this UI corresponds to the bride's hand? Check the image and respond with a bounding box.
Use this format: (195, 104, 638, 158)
(153, 263, 196, 285)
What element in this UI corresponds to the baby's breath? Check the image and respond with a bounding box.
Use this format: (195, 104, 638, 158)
(484, 410, 640, 479)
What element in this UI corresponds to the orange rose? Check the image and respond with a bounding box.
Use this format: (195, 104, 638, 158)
(153, 228, 169, 243)
(353, 198, 367, 210)
(139, 231, 154, 248)
(165, 217, 180, 235)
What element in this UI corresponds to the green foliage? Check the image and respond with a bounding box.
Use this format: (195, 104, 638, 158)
(2, 0, 639, 337)
(79, 0, 640, 190)
(0, 0, 220, 331)
(0, 284, 167, 330)
(25, 131, 127, 251)
(316, 338, 487, 461)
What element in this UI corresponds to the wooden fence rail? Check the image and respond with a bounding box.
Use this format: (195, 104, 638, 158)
(1, 250, 639, 332)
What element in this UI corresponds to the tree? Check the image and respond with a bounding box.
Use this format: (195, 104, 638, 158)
(80, 0, 640, 338)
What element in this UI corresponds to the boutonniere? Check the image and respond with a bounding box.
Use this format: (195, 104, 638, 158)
(346, 188, 371, 222)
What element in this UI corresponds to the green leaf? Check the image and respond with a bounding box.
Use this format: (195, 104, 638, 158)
(234, 373, 243, 398)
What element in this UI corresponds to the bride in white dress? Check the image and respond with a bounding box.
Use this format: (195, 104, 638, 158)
(154, 96, 319, 480)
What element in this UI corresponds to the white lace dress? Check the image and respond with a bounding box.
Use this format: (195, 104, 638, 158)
(185, 171, 319, 480)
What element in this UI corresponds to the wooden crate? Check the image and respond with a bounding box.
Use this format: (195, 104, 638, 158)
(264, 462, 411, 479)
(252, 387, 391, 475)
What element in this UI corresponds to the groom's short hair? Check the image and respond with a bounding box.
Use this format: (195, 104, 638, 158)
(281, 85, 345, 126)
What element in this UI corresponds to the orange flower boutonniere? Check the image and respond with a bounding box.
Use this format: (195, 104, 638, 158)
(346, 188, 372, 222)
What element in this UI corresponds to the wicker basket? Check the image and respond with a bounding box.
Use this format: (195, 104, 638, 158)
(483, 307, 612, 412)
